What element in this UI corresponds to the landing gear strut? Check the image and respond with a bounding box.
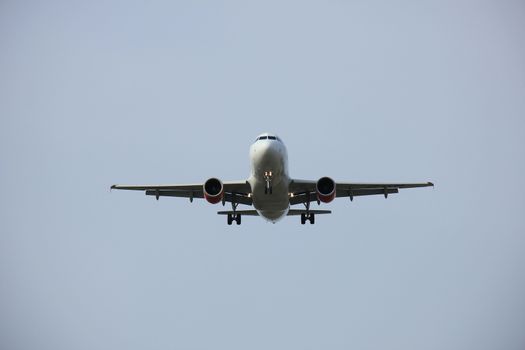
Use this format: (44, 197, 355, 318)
(227, 196, 241, 225)
(301, 195, 315, 224)
(264, 171, 273, 194)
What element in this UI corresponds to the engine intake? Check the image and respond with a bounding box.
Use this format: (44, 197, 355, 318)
(316, 177, 336, 203)
(203, 178, 224, 204)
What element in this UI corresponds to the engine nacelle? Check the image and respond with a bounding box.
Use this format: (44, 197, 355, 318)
(203, 178, 224, 204)
(316, 177, 336, 203)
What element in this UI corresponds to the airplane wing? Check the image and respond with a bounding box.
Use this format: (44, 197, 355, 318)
(111, 181, 253, 205)
(289, 179, 433, 205)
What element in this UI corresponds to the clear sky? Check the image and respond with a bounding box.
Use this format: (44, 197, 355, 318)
(1, 1, 525, 349)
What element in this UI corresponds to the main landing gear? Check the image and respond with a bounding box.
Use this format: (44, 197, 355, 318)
(301, 195, 315, 224)
(227, 198, 241, 225)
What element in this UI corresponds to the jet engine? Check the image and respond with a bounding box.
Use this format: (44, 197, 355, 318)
(316, 177, 336, 203)
(203, 178, 224, 204)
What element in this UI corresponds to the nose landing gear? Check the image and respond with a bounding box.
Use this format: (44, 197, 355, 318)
(264, 171, 273, 194)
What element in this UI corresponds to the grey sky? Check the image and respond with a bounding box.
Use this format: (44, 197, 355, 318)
(1, 1, 525, 349)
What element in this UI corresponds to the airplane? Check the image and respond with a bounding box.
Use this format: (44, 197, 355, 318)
(111, 132, 433, 225)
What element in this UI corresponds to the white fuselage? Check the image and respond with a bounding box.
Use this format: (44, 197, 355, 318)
(247, 137, 290, 222)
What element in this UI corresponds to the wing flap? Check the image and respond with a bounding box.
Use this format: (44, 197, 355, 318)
(144, 190, 252, 205)
(337, 182, 434, 190)
(289, 188, 400, 205)
(111, 184, 203, 191)
(145, 190, 204, 199)
(336, 187, 399, 198)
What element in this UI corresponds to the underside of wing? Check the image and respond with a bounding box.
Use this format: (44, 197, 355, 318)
(336, 182, 434, 190)
(111, 180, 253, 205)
(335, 182, 433, 200)
(289, 179, 433, 205)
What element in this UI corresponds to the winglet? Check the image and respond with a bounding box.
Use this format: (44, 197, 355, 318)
(428, 182, 434, 187)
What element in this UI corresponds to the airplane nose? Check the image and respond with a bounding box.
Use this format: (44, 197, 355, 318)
(259, 142, 279, 160)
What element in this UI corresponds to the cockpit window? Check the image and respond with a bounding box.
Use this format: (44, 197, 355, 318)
(255, 135, 281, 142)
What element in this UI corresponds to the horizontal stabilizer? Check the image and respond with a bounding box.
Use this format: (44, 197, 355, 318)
(287, 209, 331, 216)
(217, 210, 259, 216)
(217, 209, 332, 216)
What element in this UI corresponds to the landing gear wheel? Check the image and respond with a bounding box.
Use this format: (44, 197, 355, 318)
(301, 213, 315, 224)
(236, 215, 242, 225)
(227, 214, 233, 225)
